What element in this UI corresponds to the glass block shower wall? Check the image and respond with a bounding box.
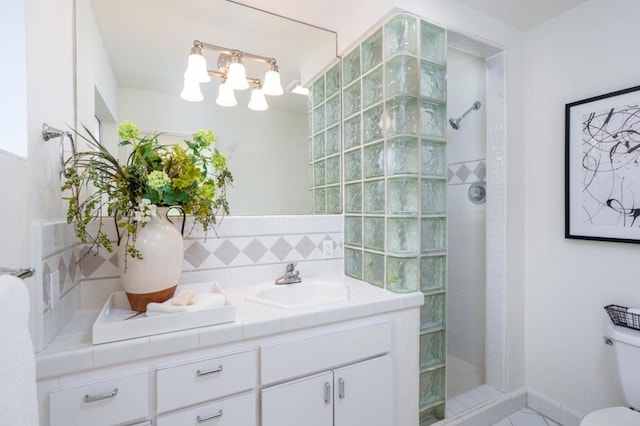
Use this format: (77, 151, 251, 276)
(340, 14, 448, 425)
(309, 61, 342, 214)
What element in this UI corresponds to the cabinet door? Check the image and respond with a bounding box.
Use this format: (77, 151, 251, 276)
(262, 371, 333, 426)
(334, 355, 392, 426)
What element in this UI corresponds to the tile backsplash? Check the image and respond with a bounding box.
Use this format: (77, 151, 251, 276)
(31, 215, 344, 351)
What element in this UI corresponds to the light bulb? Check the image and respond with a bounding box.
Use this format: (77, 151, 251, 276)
(180, 79, 203, 102)
(263, 70, 283, 96)
(216, 81, 237, 107)
(248, 87, 268, 111)
(227, 62, 249, 90)
(183, 49, 210, 83)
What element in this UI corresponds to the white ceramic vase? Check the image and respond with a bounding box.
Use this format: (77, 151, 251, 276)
(118, 207, 184, 312)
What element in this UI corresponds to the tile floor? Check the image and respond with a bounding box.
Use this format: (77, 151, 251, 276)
(446, 384, 503, 418)
(492, 408, 560, 426)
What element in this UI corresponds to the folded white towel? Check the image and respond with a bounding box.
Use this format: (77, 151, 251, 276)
(0, 275, 38, 426)
(628, 308, 640, 315)
(146, 293, 225, 317)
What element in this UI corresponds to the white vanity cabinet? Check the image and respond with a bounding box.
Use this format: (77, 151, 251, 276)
(38, 298, 422, 426)
(262, 355, 392, 426)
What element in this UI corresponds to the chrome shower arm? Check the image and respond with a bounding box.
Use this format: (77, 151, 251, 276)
(460, 101, 482, 120)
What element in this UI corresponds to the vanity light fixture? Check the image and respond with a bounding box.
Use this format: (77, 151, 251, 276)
(181, 40, 283, 111)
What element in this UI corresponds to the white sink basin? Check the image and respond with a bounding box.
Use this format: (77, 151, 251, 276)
(245, 279, 349, 309)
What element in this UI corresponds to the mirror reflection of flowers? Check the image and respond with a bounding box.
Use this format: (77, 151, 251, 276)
(62, 120, 233, 261)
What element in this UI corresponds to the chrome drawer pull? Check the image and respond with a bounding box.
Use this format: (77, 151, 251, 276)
(83, 388, 118, 403)
(324, 382, 331, 404)
(196, 365, 223, 377)
(197, 409, 223, 423)
(338, 378, 345, 399)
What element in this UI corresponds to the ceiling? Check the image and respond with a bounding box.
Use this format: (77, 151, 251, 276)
(237, 0, 592, 32)
(455, 0, 591, 30)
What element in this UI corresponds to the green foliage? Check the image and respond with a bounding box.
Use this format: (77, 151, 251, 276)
(62, 122, 233, 261)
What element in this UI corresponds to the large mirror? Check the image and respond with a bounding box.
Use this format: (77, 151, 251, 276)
(76, 0, 337, 215)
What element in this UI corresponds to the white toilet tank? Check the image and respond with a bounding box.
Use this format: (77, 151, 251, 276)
(610, 324, 640, 409)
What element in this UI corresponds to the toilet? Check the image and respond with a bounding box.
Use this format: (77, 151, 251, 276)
(581, 324, 640, 425)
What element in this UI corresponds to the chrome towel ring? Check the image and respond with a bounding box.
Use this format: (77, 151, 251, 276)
(42, 123, 76, 178)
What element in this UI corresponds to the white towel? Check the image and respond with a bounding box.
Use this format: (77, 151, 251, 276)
(145, 293, 226, 317)
(0, 275, 38, 426)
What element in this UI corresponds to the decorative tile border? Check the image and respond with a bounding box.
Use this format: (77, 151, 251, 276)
(32, 215, 344, 351)
(448, 159, 486, 185)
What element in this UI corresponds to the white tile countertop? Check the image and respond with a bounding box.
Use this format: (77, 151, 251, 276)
(35, 276, 423, 379)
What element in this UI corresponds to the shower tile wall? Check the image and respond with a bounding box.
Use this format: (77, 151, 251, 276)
(338, 14, 448, 425)
(446, 47, 487, 396)
(310, 61, 342, 214)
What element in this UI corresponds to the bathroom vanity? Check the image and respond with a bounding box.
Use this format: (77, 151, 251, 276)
(36, 276, 422, 426)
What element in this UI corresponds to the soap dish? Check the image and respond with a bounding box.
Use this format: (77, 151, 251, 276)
(92, 282, 235, 344)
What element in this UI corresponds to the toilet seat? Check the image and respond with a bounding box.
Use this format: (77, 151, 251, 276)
(581, 406, 640, 425)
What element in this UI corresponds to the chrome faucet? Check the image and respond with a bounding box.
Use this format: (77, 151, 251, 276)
(275, 262, 302, 285)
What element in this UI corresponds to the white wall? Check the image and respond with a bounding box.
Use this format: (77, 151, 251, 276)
(446, 48, 486, 372)
(118, 87, 309, 216)
(524, 0, 640, 415)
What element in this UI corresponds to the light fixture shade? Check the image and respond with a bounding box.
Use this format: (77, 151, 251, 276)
(248, 87, 268, 111)
(262, 70, 283, 96)
(184, 53, 210, 83)
(216, 81, 237, 107)
(291, 82, 310, 96)
(180, 79, 203, 102)
(227, 62, 249, 90)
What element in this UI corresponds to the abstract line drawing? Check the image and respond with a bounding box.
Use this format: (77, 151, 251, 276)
(566, 85, 640, 243)
(582, 104, 640, 227)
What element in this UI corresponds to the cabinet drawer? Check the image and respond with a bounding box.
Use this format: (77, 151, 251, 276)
(157, 392, 256, 426)
(261, 321, 391, 385)
(50, 371, 148, 426)
(157, 350, 257, 413)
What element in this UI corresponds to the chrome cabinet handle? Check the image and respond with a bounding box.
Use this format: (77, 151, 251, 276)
(83, 388, 118, 403)
(338, 378, 345, 399)
(196, 365, 223, 376)
(197, 409, 223, 423)
(324, 382, 331, 404)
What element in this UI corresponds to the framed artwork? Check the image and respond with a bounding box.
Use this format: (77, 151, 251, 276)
(566, 85, 640, 243)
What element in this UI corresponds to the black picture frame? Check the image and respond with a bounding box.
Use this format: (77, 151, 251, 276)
(566, 84, 640, 243)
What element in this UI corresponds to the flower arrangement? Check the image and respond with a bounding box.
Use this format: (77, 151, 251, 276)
(62, 120, 233, 260)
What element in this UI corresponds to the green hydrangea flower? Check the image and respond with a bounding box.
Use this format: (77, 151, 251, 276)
(147, 170, 170, 190)
(193, 129, 216, 147)
(212, 151, 227, 169)
(118, 120, 140, 140)
(197, 180, 217, 200)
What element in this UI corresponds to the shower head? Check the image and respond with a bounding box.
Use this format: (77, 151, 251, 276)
(449, 117, 462, 130)
(448, 101, 481, 130)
